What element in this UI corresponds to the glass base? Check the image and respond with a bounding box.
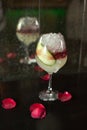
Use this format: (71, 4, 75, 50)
(39, 90, 58, 101)
(19, 57, 36, 64)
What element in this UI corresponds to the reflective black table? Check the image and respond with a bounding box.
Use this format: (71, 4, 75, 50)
(0, 73, 87, 130)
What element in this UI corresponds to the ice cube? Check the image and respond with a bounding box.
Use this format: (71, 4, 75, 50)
(41, 33, 66, 53)
(17, 17, 39, 31)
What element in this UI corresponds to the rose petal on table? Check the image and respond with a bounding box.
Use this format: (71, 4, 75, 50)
(29, 103, 46, 119)
(34, 65, 44, 72)
(58, 91, 72, 102)
(0, 58, 4, 63)
(40, 74, 50, 80)
(6, 52, 17, 59)
(30, 103, 45, 112)
(1, 98, 16, 109)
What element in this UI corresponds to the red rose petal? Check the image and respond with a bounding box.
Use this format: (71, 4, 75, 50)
(40, 74, 50, 80)
(58, 91, 72, 102)
(6, 52, 16, 59)
(2, 98, 16, 109)
(31, 107, 46, 119)
(30, 103, 45, 112)
(34, 65, 44, 72)
(0, 58, 4, 63)
(29, 103, 46, 119)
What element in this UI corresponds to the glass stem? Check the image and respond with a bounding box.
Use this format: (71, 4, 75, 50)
(47, 74, 53, 93)
(25, 46, 29, 60)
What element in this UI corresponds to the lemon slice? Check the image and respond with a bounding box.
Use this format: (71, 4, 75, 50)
(36, 42, 56, 66)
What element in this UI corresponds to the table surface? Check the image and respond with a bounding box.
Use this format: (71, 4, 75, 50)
(0, 73, 87, 130)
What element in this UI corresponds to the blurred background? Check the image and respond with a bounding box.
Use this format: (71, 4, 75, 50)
(0, 0, 87, 81)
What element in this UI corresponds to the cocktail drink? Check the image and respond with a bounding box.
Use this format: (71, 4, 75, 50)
(36, 33, 67, 101)
(16, 16, 40, 64)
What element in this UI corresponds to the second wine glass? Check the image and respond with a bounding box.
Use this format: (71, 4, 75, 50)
(35, 33, 67, 101)
(16, 16, 40, 64)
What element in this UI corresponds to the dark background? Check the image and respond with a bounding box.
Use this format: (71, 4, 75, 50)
(0, 0, 87, 129)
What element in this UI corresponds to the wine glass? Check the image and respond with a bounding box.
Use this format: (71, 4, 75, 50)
(16, 16, 40, 64)
(35, 33, 67, 101)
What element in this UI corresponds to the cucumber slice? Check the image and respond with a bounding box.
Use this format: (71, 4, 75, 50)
(36, 42, 56, 66)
